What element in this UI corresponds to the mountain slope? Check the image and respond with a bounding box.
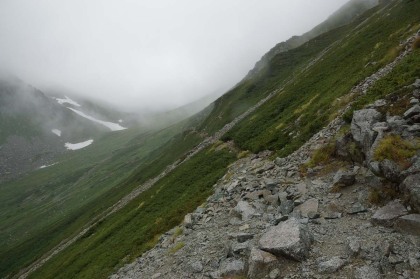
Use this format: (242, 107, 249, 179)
(19, 1, 420, 278)
(0, 78, 133, 182)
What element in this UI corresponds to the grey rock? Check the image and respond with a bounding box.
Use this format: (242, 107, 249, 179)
(279, 200, 294, 215)
(259, 218, 312, 261)
(269, 268, 280, 279)
(408, 124, 420, 133)
(294, 198, 319, 218)
(395, 214, 420, 236)
(332, 170, 356, 187)
(318, 256, 346, 274)
(335, 133, 353, 160)
(247, 248, 278, 279)
(386, 115, 407, 133)
(379, 159, 402, 182)
(219, 258, 245, 277)
(371, 200, 407, 227)
(374, 99, 387, 107)
(232, 241, 249, 255)
(346, 237, 361, 257)
(414, 89, 420, 98)
(351, 109, 382, 156)
(234, 201, 256, 221)
(274, 157, 287, 167)
(151, 273, 162, 279)
(190, 260, 203, 273)
(236, 233, 254, 243)
(354, 265, 381, 279)
(184, 213, 195, 229)
(403, 105, 420, 119)
(413, 78, 420, 88)
(400, 173, 420, 212)
(410, 98, 419, 105)
(324, 211, 342, 219)
(347, 202, 367, 214)
(369, 160, 381, 175)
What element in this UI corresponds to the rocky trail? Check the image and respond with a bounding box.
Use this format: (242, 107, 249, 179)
(112, 33, 420, 279)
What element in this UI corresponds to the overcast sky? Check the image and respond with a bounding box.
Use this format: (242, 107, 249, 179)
(0, 0, 348, 111)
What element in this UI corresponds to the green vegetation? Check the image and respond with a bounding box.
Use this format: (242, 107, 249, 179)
(30, 147, 236, 279)
(306, 143, 336, 168)
(0, 122, 200, 278)
(344, 48, 420, 122)
(374, 134, 419, 169)
(221, 0, 420, 157)
(3, 1, 420, 278)
(169, 242, 185, 254)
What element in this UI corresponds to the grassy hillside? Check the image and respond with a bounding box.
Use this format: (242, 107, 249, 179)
(0, 121, 200, 278)
(3, 1, 419, 278)
(222, 0, 420, 156)
(30, 146, 236, 279)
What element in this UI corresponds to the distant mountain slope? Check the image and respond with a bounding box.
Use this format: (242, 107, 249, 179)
(198, 0, 379, 135)
(0, 77, 131, 181)
(246, 0, 379, 79)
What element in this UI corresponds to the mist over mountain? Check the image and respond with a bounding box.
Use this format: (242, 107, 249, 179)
(1, 0, 419, 278)
(0, 0, 348, 111)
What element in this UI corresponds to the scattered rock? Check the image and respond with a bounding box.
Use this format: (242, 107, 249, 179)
(379, 159, 402, 183)
(279, 200, 294, 215)
(332, 170, 356, 187)
(399, 174, 420, 212)
(403, 105, 420, 119)
(346, 237, 361, 257)
(236, 233, 254, 243)
(234, 201, 256, 221)
(351, 109, 382, 156)
(259, 218, 312, 261)
(294, 198, 319, 218)
(318, 256, 346, 274)
(189, 260, 203, 273)
(354, 265, 381, 279)
(347, 202, 367, 215)
(248, 248, 278, 279)
(219, 258, 245, 277)
(371, 200, 407, 227)
(395, 214, 420, 236)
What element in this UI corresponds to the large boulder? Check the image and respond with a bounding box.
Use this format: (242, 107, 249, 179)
(259, 218, 312, 261)
(399, 173, 420, 212)
(351, 109, 382, 159)
(247, 248, 278, 279)
(371, 200, 408, 227)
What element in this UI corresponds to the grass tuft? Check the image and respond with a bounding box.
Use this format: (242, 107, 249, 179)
(374, 134, 419, 169)
(169, 242, 185, 254)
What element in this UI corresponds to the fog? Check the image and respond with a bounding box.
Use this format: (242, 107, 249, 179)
(0, 0, 348, 111)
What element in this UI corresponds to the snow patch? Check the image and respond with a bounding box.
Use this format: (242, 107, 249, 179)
(65, 139, 94, 150)
(51, 129, 62, 137)
(68, 108, 127, 131)
(39, 163, 57, 169)
(55, 96, 81, 107)
(118, 119, 123, 123)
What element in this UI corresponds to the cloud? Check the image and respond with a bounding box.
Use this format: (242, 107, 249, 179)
(0, 0, 348, 111)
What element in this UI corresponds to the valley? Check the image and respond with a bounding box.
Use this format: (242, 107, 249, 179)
(0, 0, 419, 278)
